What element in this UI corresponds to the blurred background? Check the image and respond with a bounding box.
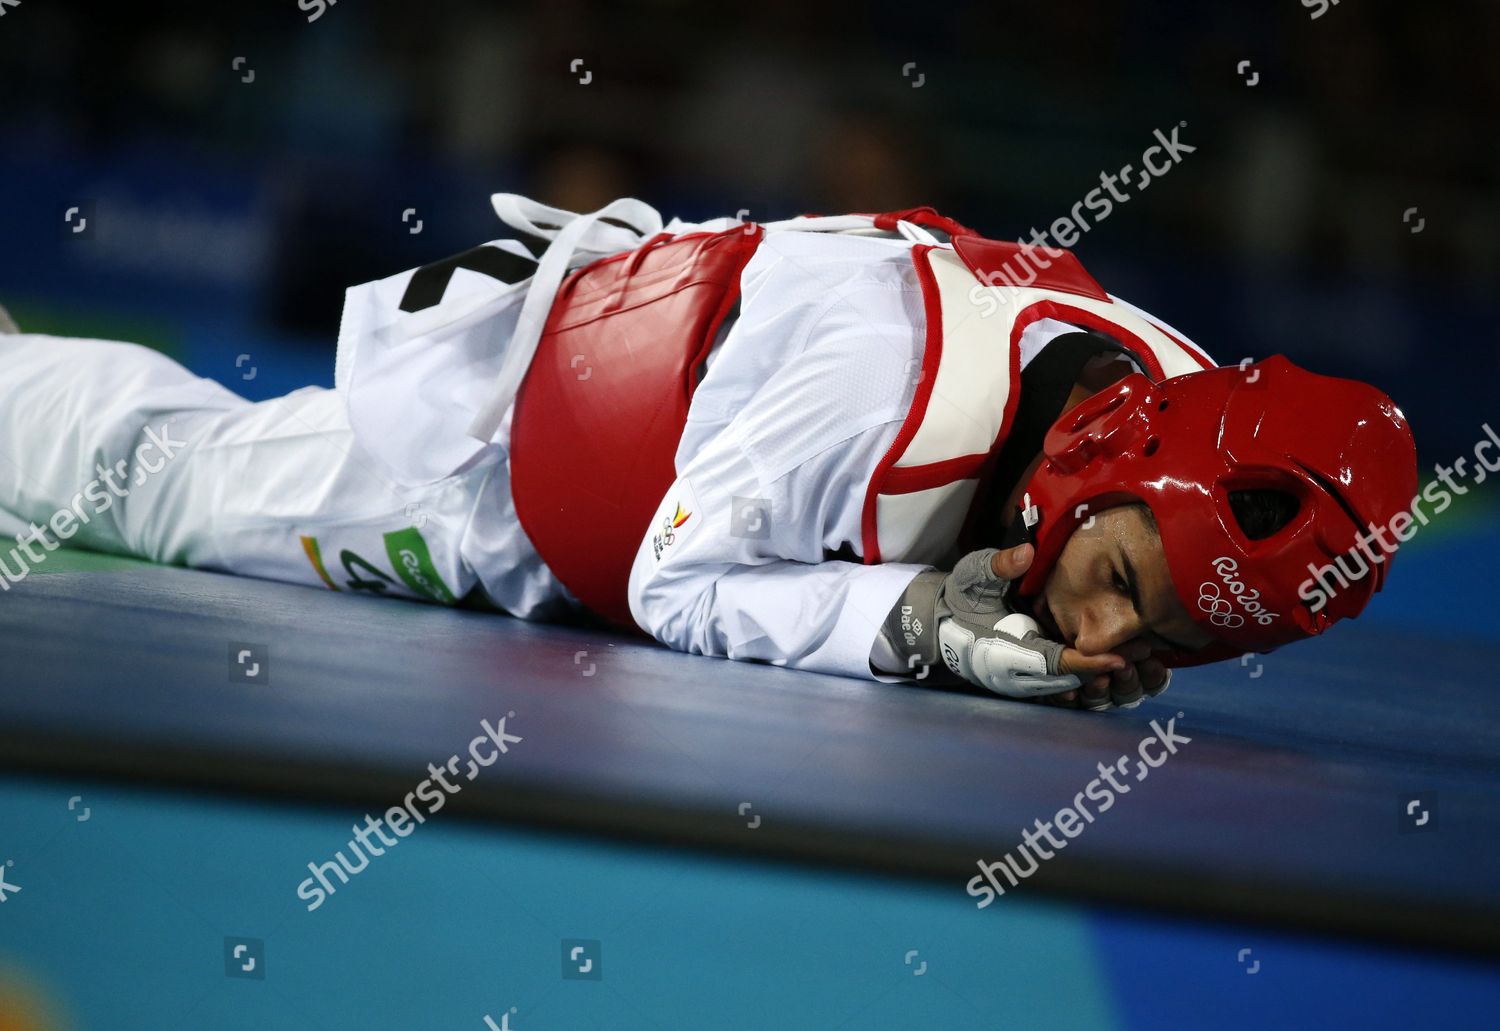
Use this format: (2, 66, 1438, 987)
(3, 5, 1500, 1027)
(1, 0, 1496, 461)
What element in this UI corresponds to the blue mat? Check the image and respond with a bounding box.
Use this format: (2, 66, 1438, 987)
(0, 509, 1497, 1026)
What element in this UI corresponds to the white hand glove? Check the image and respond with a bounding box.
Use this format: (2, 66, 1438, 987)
(874, 547, 1082, 699)
(939, 611, 1083, 698)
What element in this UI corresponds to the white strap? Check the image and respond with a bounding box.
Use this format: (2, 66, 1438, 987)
(490, 193, 658, 250)
(466, 195, 666, 442)
(894, 219, 941, 246)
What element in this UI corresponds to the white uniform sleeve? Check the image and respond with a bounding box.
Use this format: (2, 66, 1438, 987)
(627, 247, 935, 682)
(626, 434, 932, 682)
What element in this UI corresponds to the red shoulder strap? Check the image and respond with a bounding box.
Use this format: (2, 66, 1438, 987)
(867, 206, 980, 239)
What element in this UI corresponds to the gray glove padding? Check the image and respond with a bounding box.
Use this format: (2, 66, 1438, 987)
(875, 548, 1083, 698)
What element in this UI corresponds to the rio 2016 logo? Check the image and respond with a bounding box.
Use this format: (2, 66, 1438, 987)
(1201, 557, 1279, 627)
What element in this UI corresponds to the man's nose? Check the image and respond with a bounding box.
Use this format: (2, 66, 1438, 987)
(1075, 601, 1145, 657)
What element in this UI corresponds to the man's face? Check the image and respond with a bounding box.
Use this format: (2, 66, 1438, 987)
(1032, 504, 1215, 659)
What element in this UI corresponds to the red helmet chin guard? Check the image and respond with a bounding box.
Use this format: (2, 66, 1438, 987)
(1014, 355, 1419, 668)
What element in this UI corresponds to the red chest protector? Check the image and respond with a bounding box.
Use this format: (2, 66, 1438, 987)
(509, 226, 764, 631)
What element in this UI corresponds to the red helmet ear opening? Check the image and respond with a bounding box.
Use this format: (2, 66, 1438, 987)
(1215, 475, 1315, 553)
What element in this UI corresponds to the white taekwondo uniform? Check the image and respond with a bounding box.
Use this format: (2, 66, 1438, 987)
(0, 196, 1213, 682)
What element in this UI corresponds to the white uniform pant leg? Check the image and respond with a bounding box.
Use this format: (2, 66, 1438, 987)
(0, 332, 489, 605)
(0, 332, 246, 560)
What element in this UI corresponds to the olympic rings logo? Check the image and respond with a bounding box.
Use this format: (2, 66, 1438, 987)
(1201, 557, 1281, 627)
(1197, 582, 1245, 628)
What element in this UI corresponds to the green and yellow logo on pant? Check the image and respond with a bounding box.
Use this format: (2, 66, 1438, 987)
(383, 527, 456, 605)
(299, 526, 456, 605)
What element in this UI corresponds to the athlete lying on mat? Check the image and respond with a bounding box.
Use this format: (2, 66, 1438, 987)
(0, 198, 1418, 711)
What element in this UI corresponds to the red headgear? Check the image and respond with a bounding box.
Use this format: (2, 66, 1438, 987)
(1014, 356, 1419, 667)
